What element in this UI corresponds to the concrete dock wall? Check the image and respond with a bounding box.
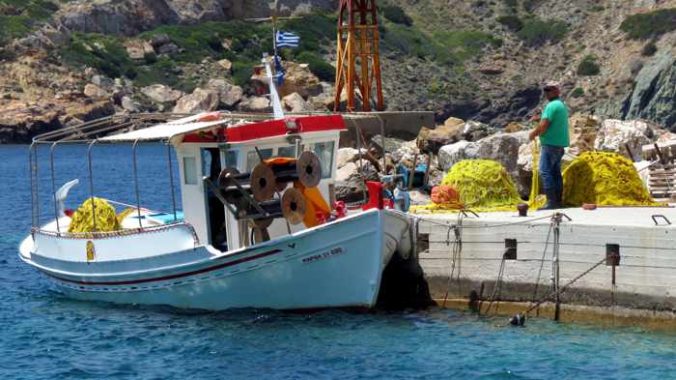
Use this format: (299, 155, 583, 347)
(414, 208, 676, 315)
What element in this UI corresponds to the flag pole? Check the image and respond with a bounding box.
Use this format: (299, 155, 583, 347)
(272, 0, 278, 60)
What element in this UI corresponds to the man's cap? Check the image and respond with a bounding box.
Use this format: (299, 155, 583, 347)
(543, 81, 561, 91)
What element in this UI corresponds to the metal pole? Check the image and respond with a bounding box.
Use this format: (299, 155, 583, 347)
(49, 143, 61, 234)
(132, 140, 143, 228)
(34, 143, 40, 226)
(552, 213, 561, 321)
(29, 143, 35, 228)
(378, 115, 386, 173)
(166, 143, 178, 221)
(87, 141, 98, 232)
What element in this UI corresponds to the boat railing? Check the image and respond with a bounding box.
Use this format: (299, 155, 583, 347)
(33, 221, 200, 245)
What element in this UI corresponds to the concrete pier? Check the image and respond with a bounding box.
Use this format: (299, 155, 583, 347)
(412, 205, 676, 328)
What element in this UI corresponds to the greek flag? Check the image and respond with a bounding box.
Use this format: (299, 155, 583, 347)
(275, 31, 300, 48)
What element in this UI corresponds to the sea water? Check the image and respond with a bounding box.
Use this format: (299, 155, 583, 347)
(1, 144, 674, 379)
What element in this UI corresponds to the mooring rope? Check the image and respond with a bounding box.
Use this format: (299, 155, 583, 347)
(441, 213, 464, 307)
(509, 256, 608, 325)
(529, 220, 555, 310)
(485, 253, 508, 315)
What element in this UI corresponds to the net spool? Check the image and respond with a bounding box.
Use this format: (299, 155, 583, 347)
(297, 151, 322, 188)
(281, 188, 307, 225)
(250, 163, 276, 201)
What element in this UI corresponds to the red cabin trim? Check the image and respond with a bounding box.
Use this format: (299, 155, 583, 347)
(181, 115, 346, 144)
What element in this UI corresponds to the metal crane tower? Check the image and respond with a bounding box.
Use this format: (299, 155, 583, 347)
(334, 0, 384, 112)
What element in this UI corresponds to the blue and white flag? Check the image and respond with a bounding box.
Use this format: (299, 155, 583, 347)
(275, 31, 300, 48)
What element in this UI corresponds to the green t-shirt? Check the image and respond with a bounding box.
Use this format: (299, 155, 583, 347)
(539, 98, 570, 147)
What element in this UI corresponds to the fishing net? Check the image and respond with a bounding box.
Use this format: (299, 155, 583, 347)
(429, 185, 464, 210)
(562, 151, 657, 206)
(528, 141, 546, 209)
(68, 197, 121, 233)
(411, 159, 523, 213)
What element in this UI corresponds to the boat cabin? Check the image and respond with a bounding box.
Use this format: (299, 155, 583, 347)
(102, 113, 345, 252)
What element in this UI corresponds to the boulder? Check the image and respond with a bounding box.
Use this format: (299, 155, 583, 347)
(124, 39, 154, 60)
(335, 161, 379, 202)
(173, 88, 219, 114)
(438, 140, 477, 171)
(217, 58, 232, 71)
(150, 34, 171, 49)
(422, 123, 464, 153)
(282, 92, 310, 113)
(254, 62, 322, 98)
(462, 120, 497, 142)
(141, 84, 183, 105)
(504, 121, 526, 133)
(336, 147, 360, 169)
(237, 96, 271, 113)
(83, 83, 107, 98)
(157, 42, 179, 55)
(474, 131, 529, 175)
(568, 114, 599, 156)
(594, 119, 654, 160)
(443, 117, 464, 128)
(91, 74, 114, 90)
(204, 79, 243, 108)
(121, 96, 139, 113)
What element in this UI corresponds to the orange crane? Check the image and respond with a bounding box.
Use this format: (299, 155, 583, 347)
(334, 0, 384, 112)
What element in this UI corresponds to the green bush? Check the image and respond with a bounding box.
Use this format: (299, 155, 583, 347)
(497, 15, 523, 31)
(571, 87, 584, 98)
(517, 18, 568, 46)
(641, 41, 657, 57)
(431, 29, 502, 65)
(382, 5, 412, 26)
(60, 33, 137, 79)
(620, 9, 676, 40)
(577, 55, 600, 76)
(296, 51, 335, 82)
(231, 60, 258, 88)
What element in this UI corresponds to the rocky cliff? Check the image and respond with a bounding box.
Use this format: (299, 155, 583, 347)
(0, 0, 674, 142)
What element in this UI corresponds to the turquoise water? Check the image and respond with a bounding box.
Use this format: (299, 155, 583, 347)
(1, 144, 674, 379)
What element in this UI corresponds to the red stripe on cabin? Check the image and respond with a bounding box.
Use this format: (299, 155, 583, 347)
(181, 115, 346, 144)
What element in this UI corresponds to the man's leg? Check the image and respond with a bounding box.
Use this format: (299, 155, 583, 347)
(539, 145, 559, 209)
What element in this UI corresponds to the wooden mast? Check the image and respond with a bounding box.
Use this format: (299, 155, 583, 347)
(334, 0, 384, 112)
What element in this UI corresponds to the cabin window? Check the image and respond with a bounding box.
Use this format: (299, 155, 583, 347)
(246, 148, 273, 171)
(183, 156, 197, 185)
(312, 141, 334, 179)
(201, 148, 221, 181)
(278, 145, 296, 158)
(224, 149, 238, 169)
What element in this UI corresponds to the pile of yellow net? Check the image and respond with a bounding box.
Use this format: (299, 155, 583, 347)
(562, 151, 657, 206)
(411, 159, 523, 213)
(68, 197, 122, 233)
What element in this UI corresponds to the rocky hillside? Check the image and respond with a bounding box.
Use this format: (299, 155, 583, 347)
(0, 0, 674, 143)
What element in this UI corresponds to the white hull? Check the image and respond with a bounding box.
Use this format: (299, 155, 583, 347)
(20, 209, 410, 310)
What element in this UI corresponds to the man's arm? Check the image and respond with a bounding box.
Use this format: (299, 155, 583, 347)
(529, 118, 550, 141)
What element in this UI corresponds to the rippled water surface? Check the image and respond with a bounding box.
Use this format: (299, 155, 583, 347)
(1, 144, 674, 379)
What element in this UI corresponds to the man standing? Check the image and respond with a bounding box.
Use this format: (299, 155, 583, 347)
(529, 81, 569, 209)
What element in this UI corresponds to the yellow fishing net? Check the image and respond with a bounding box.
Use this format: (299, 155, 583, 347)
(528, 141, 546, 209)
(410, 159, 523, 213)
(561, 151, 657, 206)
(68, 197, 121, 233)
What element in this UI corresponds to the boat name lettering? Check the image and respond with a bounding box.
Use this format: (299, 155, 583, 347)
(301, 247, 344, 264)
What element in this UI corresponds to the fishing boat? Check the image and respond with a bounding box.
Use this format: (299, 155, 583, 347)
(18, 57, 412, 311)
